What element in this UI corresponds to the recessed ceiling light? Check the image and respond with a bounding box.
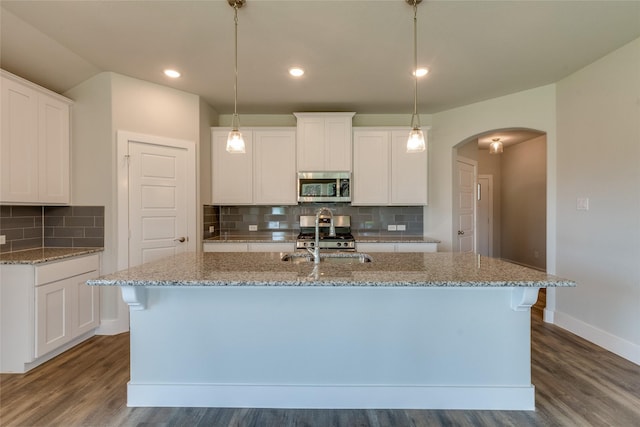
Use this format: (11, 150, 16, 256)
(289, 67, 304, 77)
(164, 69, 181, 78)
(413, 68, 429, 77)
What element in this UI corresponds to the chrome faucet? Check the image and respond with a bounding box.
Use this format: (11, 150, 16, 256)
(307, 207, 335, 264)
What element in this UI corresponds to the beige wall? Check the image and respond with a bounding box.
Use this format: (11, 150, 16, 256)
(217, 113, 432, 128)
(501, 135, 546, 270)
(555, 37, 640, 363)
(199, 98, 218, 207)
(477, 149, 502, 256)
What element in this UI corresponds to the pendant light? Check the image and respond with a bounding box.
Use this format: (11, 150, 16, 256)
(226, 0, 246, 154)
(407, 0, 426, 153)
(489, 137, 504, 154)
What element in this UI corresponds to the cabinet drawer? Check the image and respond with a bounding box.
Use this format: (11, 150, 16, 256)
(36, 254, 100, 286)
(203, 243, 248, 252)
(248, 243, 294, 252)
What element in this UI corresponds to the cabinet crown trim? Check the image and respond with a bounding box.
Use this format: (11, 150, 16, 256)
(1, 69, 73, 104)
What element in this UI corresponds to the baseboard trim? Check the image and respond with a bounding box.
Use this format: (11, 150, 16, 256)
(553, 311, 640, 365)
(95, 317, 129, 335)
(127, 382, 535, 410)
(20, 330, 95, 373)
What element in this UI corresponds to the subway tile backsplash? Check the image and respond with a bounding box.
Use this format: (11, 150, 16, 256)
(0, 205, 105, 253)
(206, 204, 423, 236)
(0, 205, 43, 252)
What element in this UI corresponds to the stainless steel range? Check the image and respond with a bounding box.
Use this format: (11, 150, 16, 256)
(296, 215, 356, 250)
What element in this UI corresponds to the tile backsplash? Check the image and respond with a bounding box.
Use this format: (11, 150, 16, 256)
(0, 206, 43, 252)
(0, 205, 104, 253)
(205, 204, 423, 236)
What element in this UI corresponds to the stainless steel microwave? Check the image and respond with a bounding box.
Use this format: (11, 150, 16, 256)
(297, 172, 351, 203)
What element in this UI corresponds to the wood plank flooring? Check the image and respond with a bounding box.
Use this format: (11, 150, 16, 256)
(2, 300, 639, 427)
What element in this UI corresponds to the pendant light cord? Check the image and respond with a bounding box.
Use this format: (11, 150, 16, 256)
(232, 2, 239, 129)
(411, 0, 420, 129)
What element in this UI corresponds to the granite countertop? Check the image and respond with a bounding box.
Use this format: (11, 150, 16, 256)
(88, 251, 575, 288)
(203, 232, 440, 244)
(0, 247, 104, 265)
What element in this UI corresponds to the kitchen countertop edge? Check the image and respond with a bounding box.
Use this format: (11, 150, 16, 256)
(0, 247, 104, 265)
(88, 252, 575, 289)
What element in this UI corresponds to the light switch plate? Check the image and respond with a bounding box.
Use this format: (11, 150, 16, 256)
(208, 226, 215, 233)
(0, 235, 5, 245)
(249, 225, 258, 231)
(577, 197, 589, 211)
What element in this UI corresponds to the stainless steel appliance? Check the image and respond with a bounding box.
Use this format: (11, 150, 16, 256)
(297, 172, 351, 203)
(296, 215, 356, 250)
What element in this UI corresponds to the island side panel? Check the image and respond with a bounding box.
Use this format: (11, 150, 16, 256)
(128, 286, 534, 409)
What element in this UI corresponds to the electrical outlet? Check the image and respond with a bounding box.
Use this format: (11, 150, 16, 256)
(0, 235, 6, 245)
(397, 224, 406, 231)
(387, 225, 397, 231)
(249, 225, 258, 231)
(208, 226, 215, 233)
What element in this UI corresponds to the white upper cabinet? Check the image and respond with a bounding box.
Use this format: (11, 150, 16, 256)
(212, 129, 253, 204)
(211, 128, 296, 205)
(352, 130, 389, 205)
(253, 129, 297, 205)
(294, 112, 354, 172)
(389, 130, 427, 205)
(1, 71, 71, 204)
(352, 128, 428, 206)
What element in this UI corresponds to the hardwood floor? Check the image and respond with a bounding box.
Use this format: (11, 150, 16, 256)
(2, 300, 639, 427)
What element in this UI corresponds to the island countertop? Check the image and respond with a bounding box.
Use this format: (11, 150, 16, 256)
(88, 251, 575, 288)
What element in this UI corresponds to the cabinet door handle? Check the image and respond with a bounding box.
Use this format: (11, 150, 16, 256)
(174, 237, 186, 243)
(458, 230, 465, 236)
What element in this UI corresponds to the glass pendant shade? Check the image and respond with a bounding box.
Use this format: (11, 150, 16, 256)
(489, 139, 503, 154)
(407, 127, 426, 153)
(226, 127, 245, 154)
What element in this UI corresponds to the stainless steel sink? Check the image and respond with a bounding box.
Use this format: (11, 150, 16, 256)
(281, 252, 373, 264)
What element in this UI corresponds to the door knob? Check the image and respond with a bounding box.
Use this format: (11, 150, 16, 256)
(458, 230, 465, 235)
(174, 237, 186, 243)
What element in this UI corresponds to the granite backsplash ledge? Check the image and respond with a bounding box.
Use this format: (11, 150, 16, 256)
(0, 205, 105, 253)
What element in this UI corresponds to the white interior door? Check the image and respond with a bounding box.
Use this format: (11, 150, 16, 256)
(477, 175, 493, 257)
(455, 158, 476, 253)
(128, 140, 190, 266)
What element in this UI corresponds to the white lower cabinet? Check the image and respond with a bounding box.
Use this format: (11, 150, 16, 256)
(357, 242, 437, 253)
(248, 243, 294, 252)
(1, 254, 100, 373)
(35, 269, 99, 358)
(203, 242, 294, 253)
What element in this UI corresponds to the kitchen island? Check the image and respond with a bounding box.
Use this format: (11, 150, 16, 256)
(88, 251, 575, 410)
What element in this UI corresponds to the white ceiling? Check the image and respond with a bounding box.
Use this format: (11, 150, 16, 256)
(1, 0, 639, 115)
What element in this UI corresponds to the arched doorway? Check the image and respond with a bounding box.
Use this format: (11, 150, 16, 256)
(452, 128, 547, 270)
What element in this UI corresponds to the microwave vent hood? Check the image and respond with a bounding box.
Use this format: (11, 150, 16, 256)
(297, 172, 351, 203)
